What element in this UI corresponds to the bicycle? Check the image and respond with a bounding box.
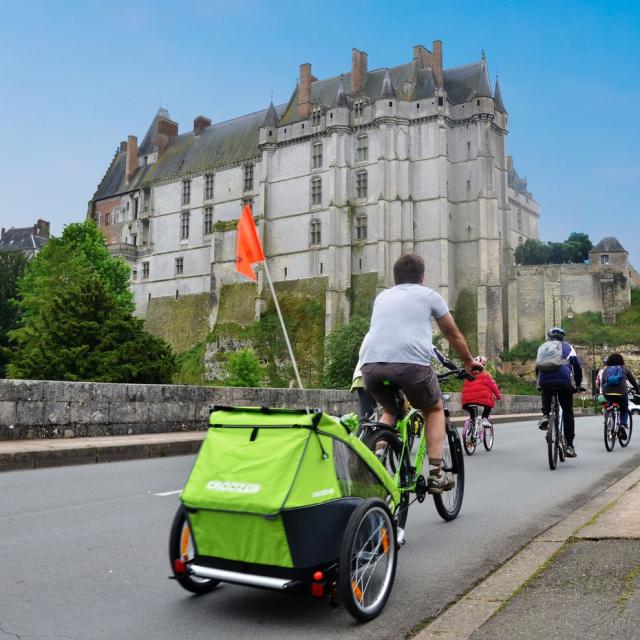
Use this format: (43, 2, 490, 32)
(603, 398, 633, 451)
(545, 387, 584, 469)
(358, 349, 470, 529)
(461, 405, 495, 455)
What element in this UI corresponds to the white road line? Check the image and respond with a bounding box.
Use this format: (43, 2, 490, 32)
(154, 489, 182, 497)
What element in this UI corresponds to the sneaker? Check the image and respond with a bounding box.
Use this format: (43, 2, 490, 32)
(619, 425, 627, 440)
(565, 444, 577, 458)
(481, 418, 492, 428)
(538, 415, 549, 431)
(427, 465, 455, 494)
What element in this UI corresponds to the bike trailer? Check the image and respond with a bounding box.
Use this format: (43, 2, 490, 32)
(170, 406, 400, 619)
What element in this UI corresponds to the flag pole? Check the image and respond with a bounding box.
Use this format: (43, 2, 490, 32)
(261, 261, 309, 413)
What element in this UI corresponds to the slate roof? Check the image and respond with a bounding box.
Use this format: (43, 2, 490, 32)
(591, 237, 627, 253)
(0, 227, 48, 253)
(508, 162, 531, 197)
(494, 78, 506, 113)
(93, 104, 287, 202)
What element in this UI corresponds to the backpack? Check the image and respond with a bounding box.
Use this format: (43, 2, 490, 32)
(603, 365, 624, 387)
(536, 340, 567, 371)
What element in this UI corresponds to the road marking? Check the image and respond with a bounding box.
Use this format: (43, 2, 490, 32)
(154, 489, 182, 496)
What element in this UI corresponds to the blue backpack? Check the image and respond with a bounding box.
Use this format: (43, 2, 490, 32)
(604, 365, 624, 387)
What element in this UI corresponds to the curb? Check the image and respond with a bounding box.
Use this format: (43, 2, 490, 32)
(0, 433, 206, 472)
(412, 463, 640, 640)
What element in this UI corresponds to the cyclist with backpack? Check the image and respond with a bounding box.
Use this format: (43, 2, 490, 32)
(598, 353, 640, 438)
(536, 327, 583, 458)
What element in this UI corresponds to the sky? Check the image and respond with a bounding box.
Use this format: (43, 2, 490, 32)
(1, 0, 638, 267)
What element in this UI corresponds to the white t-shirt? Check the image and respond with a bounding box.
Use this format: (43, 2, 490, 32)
(359, 284, 449, 366)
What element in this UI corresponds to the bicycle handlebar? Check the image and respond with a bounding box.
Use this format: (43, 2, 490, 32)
(433, 347, 477, 382)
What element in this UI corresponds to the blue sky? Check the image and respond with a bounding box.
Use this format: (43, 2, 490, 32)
(1, 0, 638, 266)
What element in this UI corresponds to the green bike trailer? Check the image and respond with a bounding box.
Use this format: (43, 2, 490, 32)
(169, 406, 401, 621)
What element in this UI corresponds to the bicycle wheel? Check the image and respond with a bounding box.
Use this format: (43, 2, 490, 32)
(363, 427, 410, 529)
(462, 419, 476, 456)
(547, 415, 559, 470)
(169, 505, 220, 594)
(433, 422, 465, 521)
(619, 414, 632, 447)
(604, 411, 616, 452)
(338, 498, 397, 622)
(483, 422, 494, 451)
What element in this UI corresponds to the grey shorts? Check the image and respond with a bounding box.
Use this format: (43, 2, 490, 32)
(361, 363, 442, 413)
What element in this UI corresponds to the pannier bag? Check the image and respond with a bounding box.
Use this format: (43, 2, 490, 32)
(180, 407, 399, 572)
(536, 340, 567, 371)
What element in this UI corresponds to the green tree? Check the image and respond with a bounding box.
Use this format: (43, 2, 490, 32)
(0, 252, 29, 377)
(322, 316, 369, 389)
(514, 239, 549, 265)
(566, 232, 592, 262)
(223, 349, 264, 387)
(9, 268, 175, 383)
(514, 233, 593, 266)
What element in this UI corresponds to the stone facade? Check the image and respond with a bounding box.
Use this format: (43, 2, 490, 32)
(89, 41, 541, 356)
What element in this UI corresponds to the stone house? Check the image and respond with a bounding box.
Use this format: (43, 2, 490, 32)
(0, 220, 50, 257)
(88, 40, 540, 356)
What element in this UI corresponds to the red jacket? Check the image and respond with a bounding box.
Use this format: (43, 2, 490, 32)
(461, 372, 502, 408)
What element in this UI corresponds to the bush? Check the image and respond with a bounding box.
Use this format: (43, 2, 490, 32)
(500, 340, 539, 362)
(223, 349, 264, 387)
(322, 316, 369, 389)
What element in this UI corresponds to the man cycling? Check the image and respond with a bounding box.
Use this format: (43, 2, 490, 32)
(536, 327, 583, 458)
(359, 254, 479, 494)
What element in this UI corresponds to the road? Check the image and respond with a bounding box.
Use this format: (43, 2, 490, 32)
(1, 416, 640, 640)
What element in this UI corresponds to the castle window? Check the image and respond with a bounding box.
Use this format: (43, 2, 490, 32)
(438, 96, 444, 107)
(180, 211, 190, 240)
(359, 258, 363, 270)
(284, 267, 288, 278)
(104, 212, 111, 225)
(354, 100, 364, 119)
(357, 135, 368, 162)
(388, 101, 393, 108)
(476, 100, 480, 106)
(320, 262, 323, 274)
(132, 269, 137, 280)
(142, 262, 150, 279)
(311, 177, 322, 207)
(175, 257, 184, 276)
(601, 254, 610, 265)
(310, 219, 321, 245)
(355, 214, 367, 240)
(182, 179, 191, 205)
(243, 164, 254, 192)
(311, 108, 322, 126)
(416, 103, 420, 109)
(356, 170, 368, 199)
(143, 187, 151, 211)
(133, 198, 139, 220)
(204, 207, 214, 235)
(204, 173, 214, 200)
(312, 142, 323, 169)
(517, 210, 523, 231)
(467, 141, 471, 153)
(131, 234, 137, 246)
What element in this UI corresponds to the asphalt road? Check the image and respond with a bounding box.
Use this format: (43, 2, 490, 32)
(2, 415, 640, 640)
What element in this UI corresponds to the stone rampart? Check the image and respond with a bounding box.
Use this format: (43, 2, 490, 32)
(0, 379, 540, 441)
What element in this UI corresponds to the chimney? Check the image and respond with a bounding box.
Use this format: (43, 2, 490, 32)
(412, 45, 432, 69)
(432, 40, 443, 88)
(156, 115, 178, 156)
(193, 115, 211, 136)
(298, 63, 313, 119)
(35, 219, 50, 238)
(125, 135, 138, 184)
(351, 49, 368, 94)
(119, 140, 127, 153)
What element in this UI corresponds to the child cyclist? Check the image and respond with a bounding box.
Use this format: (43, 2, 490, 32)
(461, 356, 502, 428)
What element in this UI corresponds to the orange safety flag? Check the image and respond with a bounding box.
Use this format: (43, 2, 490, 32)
(235, 206, 265, 281)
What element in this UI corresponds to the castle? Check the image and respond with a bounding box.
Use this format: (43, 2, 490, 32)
(89, 40, 547, 358)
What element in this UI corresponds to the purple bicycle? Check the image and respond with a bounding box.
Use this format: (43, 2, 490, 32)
(461, 405, 494, 455)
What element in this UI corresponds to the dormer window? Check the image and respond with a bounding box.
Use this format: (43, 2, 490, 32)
(311, 108, 322, 126)
(354, 101, 364, 119)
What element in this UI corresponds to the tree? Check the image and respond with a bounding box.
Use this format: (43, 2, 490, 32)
(223, 349, 264, 387)
(322, 316, 369, 389)
(514, 239, 548, 265)
(514, 233, 593, 266)
(566, 232, 592, 262)
(0, 252, 29, 377)
(8, 223, 175, 383)
(9, 269, 175, 383)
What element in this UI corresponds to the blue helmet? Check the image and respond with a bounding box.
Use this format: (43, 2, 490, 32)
(547, 327, 565, 341)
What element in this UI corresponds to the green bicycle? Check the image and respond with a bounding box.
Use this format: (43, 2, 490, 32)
(358, 350, 469, 530)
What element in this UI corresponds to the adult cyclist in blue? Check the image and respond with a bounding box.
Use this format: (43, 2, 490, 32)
(537, 327, 583, 458)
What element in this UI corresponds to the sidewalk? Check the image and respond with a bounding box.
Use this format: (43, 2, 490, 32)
(415, 464, 640, 640)
(0, 413, 540, 472)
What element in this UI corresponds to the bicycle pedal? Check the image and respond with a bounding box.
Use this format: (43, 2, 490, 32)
(415, 475, 427, 503)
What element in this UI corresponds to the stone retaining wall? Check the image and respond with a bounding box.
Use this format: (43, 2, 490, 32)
(0, 379, 541, 441)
